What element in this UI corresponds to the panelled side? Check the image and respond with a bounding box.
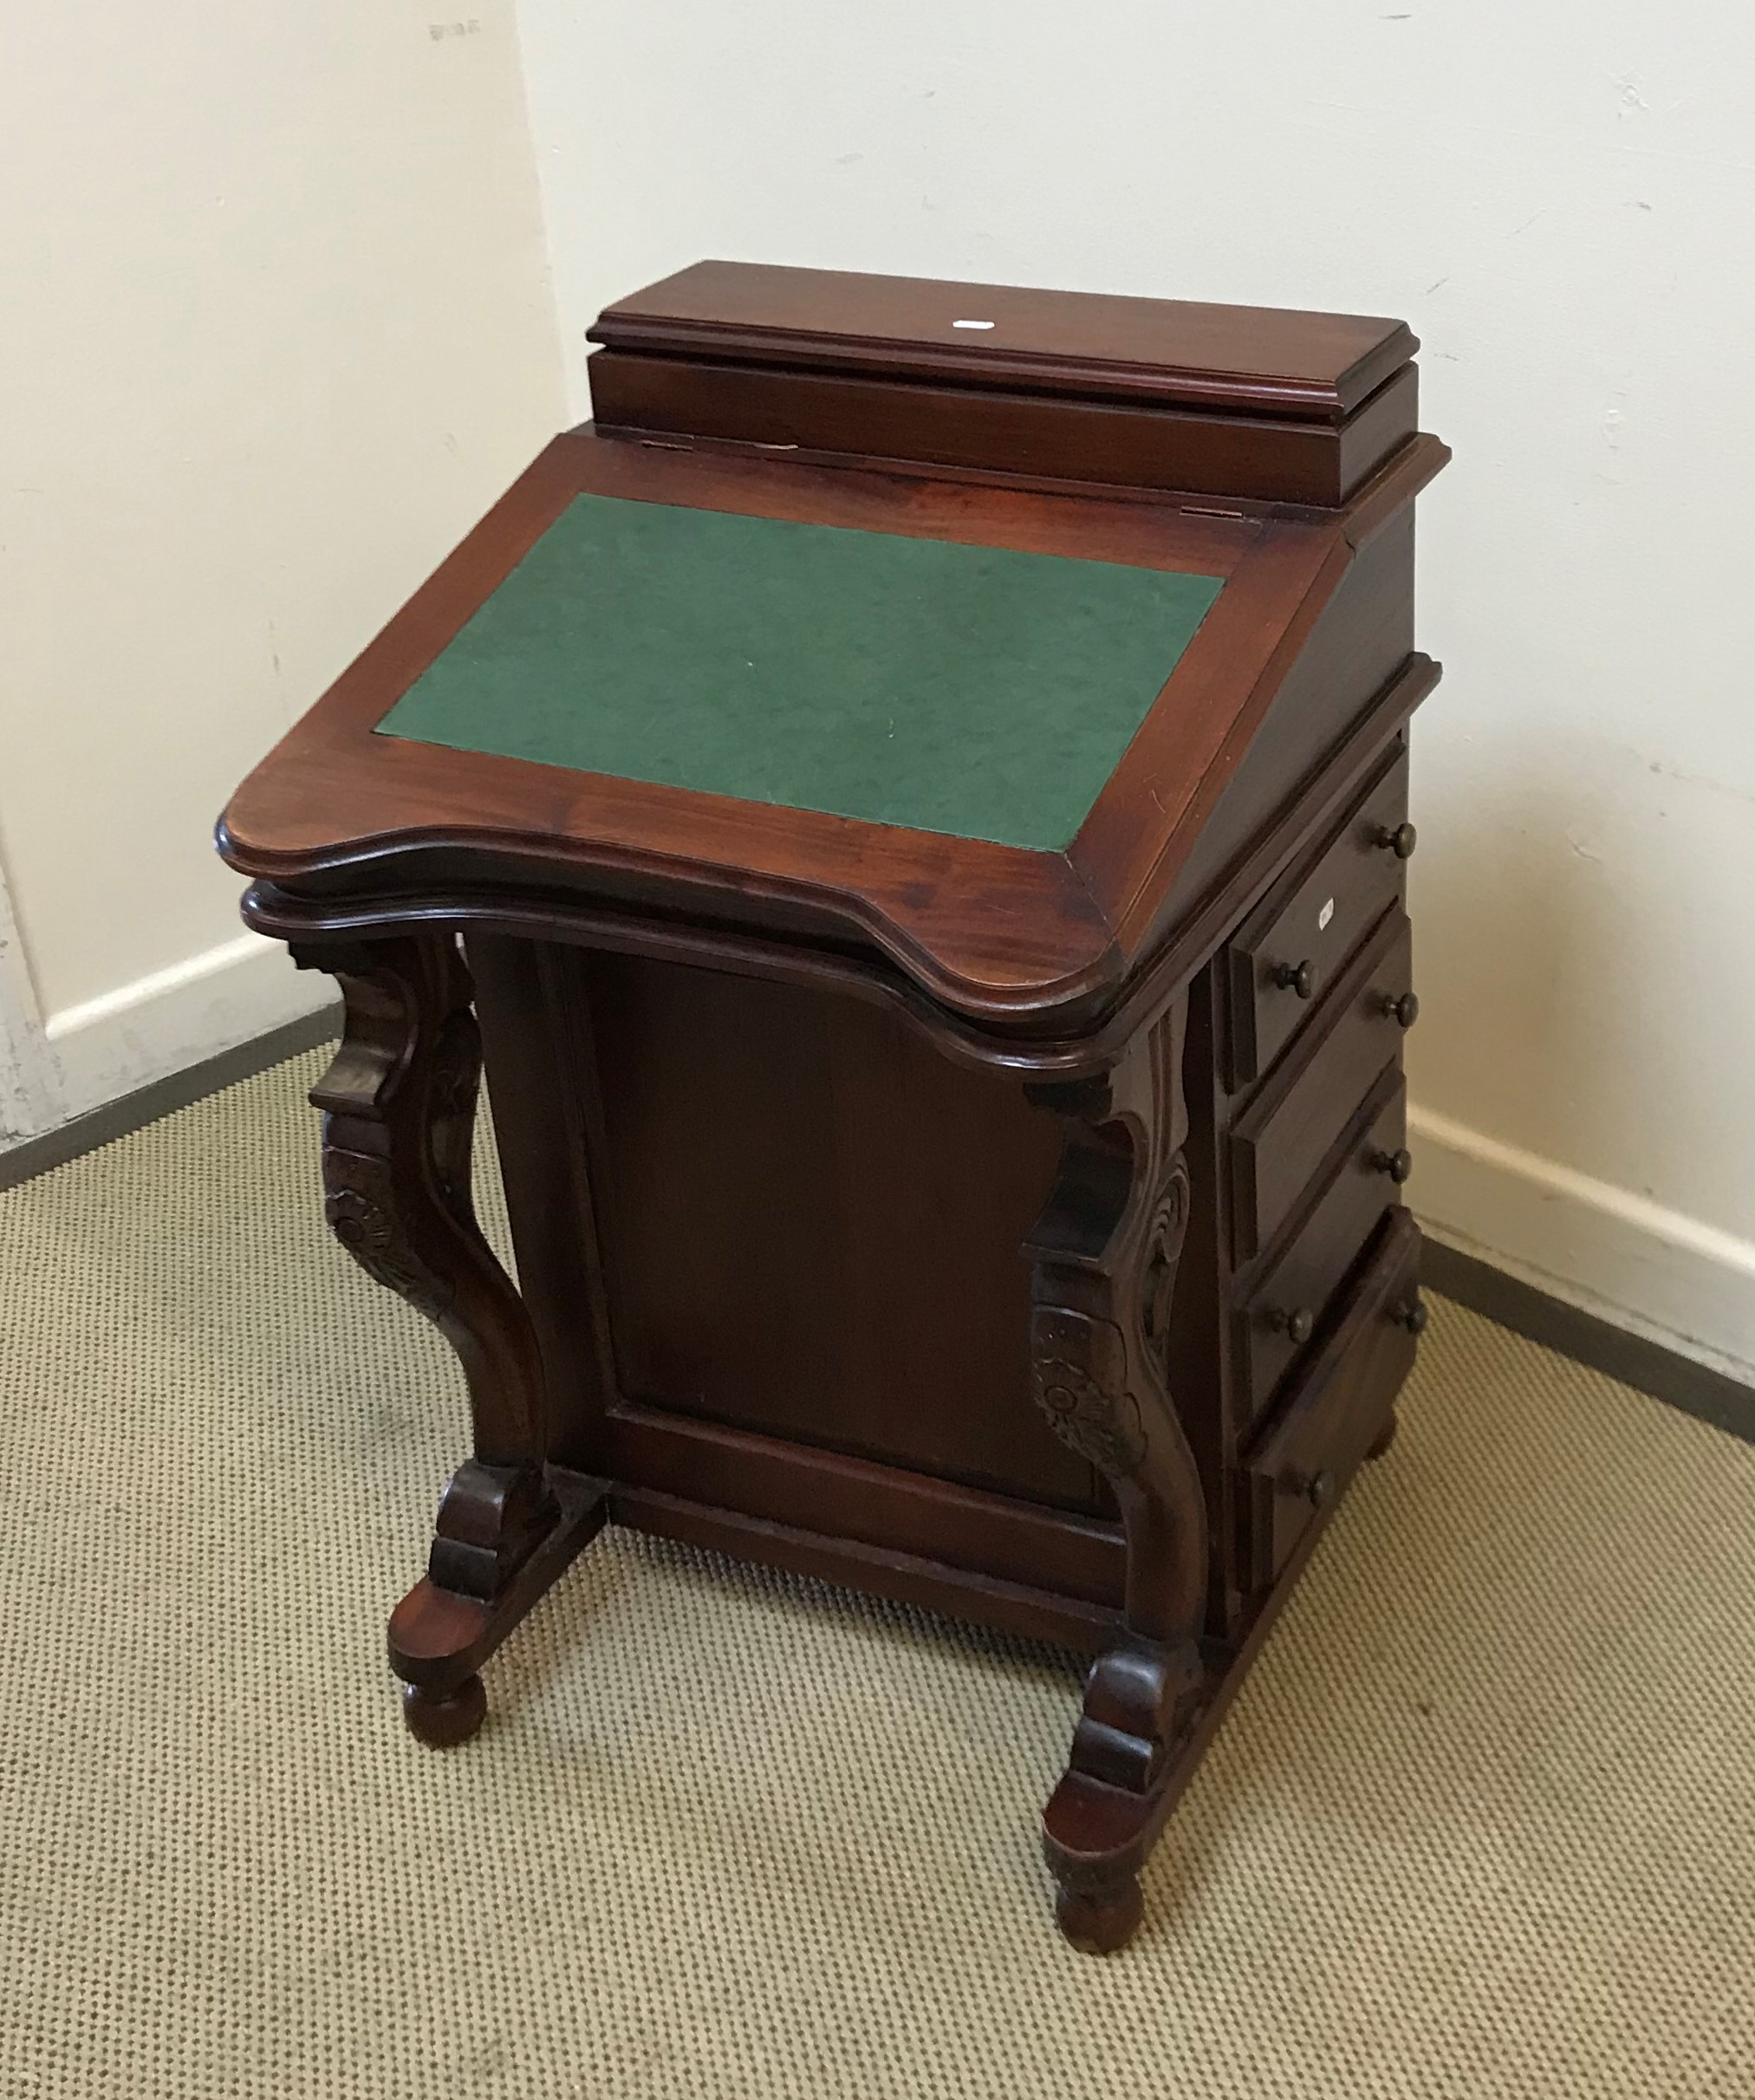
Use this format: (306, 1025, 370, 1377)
(1150, 504, 1418, 957)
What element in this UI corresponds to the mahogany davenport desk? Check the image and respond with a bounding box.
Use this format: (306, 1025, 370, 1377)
(219, 263, 1448, 1953)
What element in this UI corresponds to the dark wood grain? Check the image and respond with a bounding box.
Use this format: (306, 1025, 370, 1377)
(1024, 1002, 1206, 1644)
(601, 1403, 1123, 1604)
(1228, 908, 1414, 1264)
(1024, 998, 1221, 1946)
(1128, 500, 1418, 966)
(298, 930, 558, 1599)
(1240, 1212, 1422, 1585)
(588, 349, 1418, 504)
(590, 260, 1415, 419)
(387, 1468, 608, 1740)
(1162, 969, 1242, 1642)
(611, 1485, 1124, 1655)
(234, 649, 1437, 1088)
(577, 950, 1087, 1505)
(1040, 1206, 1422, 1938)
(1225, 744, 1411, 1089)
(466, 932, 618, 1469)
(218, 424, 1446, 1033)
(1234, 1074, 1407, 1425)
(220, 263, 1446, 1954)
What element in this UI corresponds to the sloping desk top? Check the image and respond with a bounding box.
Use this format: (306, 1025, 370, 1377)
(221, 431, 1442, 1036)
(374, 492, 1225, 854)
(221, 266, 1446, 1041)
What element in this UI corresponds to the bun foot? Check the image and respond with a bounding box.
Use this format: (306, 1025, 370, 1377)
(1055, 1876, 1144, 1954)
(401, 1673, 486, 1749)
(1366, 1408, 1399, 1461)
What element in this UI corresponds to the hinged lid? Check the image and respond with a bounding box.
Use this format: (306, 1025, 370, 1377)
(218, 419, 1446, 1045)
(588, 261, 1416, 425)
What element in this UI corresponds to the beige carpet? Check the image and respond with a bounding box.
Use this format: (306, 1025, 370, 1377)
(2, 1048, 1752, 2099)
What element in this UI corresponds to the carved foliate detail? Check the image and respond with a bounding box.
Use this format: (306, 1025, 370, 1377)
(1024, 998, 1207, 1651)
(1138, 1163, 1190, 1385)
(323, 1180, 451, 1322)
(1027, 993, 1214, 1890)
(293, 931, 556, 1601)
(1031, 1309, 1147, 1479)
(429, 1008, 484, 1221)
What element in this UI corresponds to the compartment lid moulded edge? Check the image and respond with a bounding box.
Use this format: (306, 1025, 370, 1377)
(588, 260, 1419, 424)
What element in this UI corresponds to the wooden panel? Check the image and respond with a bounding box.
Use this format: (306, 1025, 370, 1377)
(1240, 1209, 1421, 1587)
(376, 487, 1223, 852)
(588, 352, 1418, 505)
(601, 1403, 1124, 1606)
(1225, 745, 1411, 1088)
(590, 260, 1416, 419)
(214, 260, 1450, 1947)
(1234, 1074, 1407, 1427)
(240, 650, 1440, 1088)
(1228, 909, 1414, 1264)
(218, 425, 1285, 1035)
(576, 951, 1096, 1509)
(1147, 506, 1418, 968)
(220, 426, 1447, 1036)
(1171, 968, 1243, 1642)
(468, 932, 616, 1469)
(611, 1487, 1123, 1655)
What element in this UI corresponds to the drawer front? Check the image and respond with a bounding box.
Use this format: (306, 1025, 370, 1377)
(1229, 907, 1414, 1265)
(1235, 1074, 1407, 1429)
(1226, 745, 1413, 1089)
(1240, 1206, 1422, 1589)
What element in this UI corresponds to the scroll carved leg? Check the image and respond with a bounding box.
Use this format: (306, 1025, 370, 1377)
(1025, 997, 1211, 1952)
(295, 933, 601, 1744)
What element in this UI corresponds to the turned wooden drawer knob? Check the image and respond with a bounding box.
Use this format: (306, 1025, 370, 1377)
(1264, 1304, 1315, 1346)
(1370, 1145, 1414, 1184)
(1281, 1466, 1335, 1508)
(1378, 989, 1420, 1029)
(1373, 820, 1418, 860)
(1271, 959, 1316, 1000)
(1391, 1297, 1429, 1336)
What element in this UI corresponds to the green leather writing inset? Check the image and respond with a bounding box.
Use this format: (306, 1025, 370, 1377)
(376, 494, 1223, 851)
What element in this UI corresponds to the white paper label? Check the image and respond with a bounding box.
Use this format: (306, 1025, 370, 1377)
(952, 318, 996, 329)
(1318, 897, 1336, 932)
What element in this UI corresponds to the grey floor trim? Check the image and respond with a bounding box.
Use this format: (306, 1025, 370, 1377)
(0, 1005, 341, 1195)
(1423, 1238, 1755, 1447)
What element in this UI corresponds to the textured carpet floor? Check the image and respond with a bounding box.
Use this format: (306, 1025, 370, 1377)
(1, 1049, 1752, 2099)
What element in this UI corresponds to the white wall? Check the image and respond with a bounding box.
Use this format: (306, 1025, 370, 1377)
(514, 0, 1755, 1377)
(0, 2, 566, 1130)
(8, 3, 1750, 1385)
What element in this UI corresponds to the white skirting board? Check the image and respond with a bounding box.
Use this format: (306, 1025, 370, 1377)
(1409, 1102, 1755, 1391)
(32, 933, 335, 1131)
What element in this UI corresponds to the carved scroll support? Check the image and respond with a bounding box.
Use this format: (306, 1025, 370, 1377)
(293, 931, 578, 1741)
(1024, 995, 1212, 1951)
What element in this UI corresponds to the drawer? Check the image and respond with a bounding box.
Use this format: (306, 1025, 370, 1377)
(1228, 907, 1414, 1265)
(1235, 1073, 1407, 1430)
(1239, 1206, 1422, 1590)
(1226, 744, 1413, 1089)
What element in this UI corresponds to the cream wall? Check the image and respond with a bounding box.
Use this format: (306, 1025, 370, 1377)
(512, 0, 1755, 1376)
(7, 3, 1752, 1383)
(0, 2, 566, 1127)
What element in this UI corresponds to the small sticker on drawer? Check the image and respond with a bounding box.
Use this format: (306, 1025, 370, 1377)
(1318, 897, 1336, 931)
